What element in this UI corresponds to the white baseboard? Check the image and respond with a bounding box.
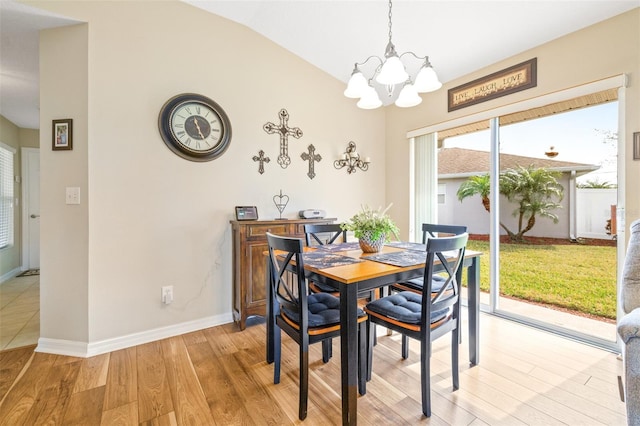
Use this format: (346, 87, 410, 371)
(0, 267, 24, 284)
(35, 338, 88, 357)
(577, 232, 614, 240)
(35, 312, 234, 358)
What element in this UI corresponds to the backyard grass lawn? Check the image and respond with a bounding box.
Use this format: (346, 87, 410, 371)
(465, 240, 617, 320)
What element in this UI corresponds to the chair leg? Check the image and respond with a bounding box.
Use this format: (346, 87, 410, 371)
(322, 338, 332, 363)
(273, 326, 281, 384)
(452, 326, 459, 391)
(299, 343, 309, 420)
(420, 337, 432, 418)
(402, 335, 409, 359)
(358, 322, 367, 395)
(368, 290, 378, 346)
(373, 322, 377, 346)
(457, 305, 463, 345)
(366, 320, 374, 381)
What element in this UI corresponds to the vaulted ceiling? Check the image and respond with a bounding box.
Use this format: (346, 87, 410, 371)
(1, 0, 637, 130)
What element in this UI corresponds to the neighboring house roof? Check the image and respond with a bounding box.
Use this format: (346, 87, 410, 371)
(438, 147, 599, 178)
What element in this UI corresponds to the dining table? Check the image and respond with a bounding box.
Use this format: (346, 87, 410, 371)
(265, 241, 482, 425)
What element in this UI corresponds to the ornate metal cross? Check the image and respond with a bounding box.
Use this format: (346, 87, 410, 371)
(263, 109, 303, 169)
(252, 150, 270, 175)
(301, 144, 322, 180)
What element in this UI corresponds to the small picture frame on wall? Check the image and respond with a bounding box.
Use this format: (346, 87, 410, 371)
(52, 119, 73, 151)
(634, 132, 640, 160)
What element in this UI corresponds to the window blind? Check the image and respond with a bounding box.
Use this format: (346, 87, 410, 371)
(413, 133, 437, 242)
(0, 142, 16, 249)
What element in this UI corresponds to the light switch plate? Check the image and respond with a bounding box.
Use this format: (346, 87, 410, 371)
(66, 187, 80, 205)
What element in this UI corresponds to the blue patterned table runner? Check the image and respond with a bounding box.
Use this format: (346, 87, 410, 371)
(302, 251, 364, 269)
(385, 241, 427, 252)
(313, 241, 361, 252)
(364, 250, 428, 267)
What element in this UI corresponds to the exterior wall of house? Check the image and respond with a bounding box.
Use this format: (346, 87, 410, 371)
(385, 9, 640, 247)
(32, 1, 387, 349)
(440, 177, 617, 240)
(439, 174, 572, 239)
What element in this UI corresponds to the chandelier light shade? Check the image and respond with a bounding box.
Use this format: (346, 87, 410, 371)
(376, 44, 408, 85)
(345, 0, 442, 109)
(357, 85, 383, 109)
(344, 67, 368, 98)
(395, 82, 422, 108)
(413, 58, 442, 93)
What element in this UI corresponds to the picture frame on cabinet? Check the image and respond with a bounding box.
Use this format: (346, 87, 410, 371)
(235, 206, 258, 221)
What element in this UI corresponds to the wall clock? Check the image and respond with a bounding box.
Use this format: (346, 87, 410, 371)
(158, 93, 232, 162)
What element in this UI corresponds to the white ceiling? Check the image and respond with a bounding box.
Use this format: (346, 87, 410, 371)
(1, 0, 638, 130)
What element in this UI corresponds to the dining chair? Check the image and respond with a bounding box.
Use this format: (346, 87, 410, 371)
(303, 223, 348, 295)
(390, 223, 468, 359)
(364, 232, 468, 417)
(304, 223, 347, 362)
(304, 223, 347, 246)
(266, 232, 367, 420)
(303, 223, 379, 362)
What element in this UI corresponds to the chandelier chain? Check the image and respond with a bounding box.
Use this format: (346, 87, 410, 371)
(387, 0, 393, 43)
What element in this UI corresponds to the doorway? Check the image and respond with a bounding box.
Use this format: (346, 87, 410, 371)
(443, 101, 618, 345)
(21, 147, 40, 270)
(411, 77, 626, 351)
(0, 147, 40, 350)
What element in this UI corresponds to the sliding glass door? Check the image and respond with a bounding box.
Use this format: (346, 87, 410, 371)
(417, 95, 621, 349)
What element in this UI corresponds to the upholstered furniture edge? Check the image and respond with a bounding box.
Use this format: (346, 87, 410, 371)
(618, 218, 640, 425)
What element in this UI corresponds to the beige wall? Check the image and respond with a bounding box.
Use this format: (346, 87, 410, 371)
(40, 23, 89, 343)
(31, 0, 386, 348)
(19, 128, 39, 149)
(25, 0, 639, 353)
(385, 9, 640, 242)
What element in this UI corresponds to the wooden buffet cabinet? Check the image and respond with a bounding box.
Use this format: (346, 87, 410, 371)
(230, 218, 335, 330)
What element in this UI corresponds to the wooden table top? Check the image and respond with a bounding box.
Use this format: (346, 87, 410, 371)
(300, 245, 481, 285)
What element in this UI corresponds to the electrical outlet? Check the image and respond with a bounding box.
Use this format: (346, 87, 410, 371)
(161, 286, 173, 305)
(65, 187, 80, 205)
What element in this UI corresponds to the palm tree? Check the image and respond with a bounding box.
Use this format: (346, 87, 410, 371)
(456, 174, 491, 212)
(457, 173, 513, 237)
(577, 179, 616, 189)
(457, 166, 564, 242)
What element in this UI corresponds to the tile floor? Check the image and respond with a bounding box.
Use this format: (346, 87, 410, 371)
(0, 273, 40, 350)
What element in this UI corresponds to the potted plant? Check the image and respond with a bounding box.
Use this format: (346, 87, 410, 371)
(341, 204, 399, 253)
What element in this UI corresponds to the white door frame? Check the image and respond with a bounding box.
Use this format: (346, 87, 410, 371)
(21, 147, 39, 270)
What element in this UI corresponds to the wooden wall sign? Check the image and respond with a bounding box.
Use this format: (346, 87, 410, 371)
(448, 58, 537, 112)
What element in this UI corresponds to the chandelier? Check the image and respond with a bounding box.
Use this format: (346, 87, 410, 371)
(344, 0, 442, 109)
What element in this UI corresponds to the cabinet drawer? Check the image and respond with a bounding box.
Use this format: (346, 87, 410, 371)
(247, 224, 288, 239)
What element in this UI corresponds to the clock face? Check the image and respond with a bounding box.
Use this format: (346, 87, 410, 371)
(158, 94, 232, 162)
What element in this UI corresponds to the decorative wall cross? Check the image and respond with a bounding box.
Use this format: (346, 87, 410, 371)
(301, 144, 322, 180)
(252, 150, 270, 174)
(263, 109, 303, 169)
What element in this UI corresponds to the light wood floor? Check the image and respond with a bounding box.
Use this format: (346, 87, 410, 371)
(0, 274, 39, 350)
(0, 311, 626, 425)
